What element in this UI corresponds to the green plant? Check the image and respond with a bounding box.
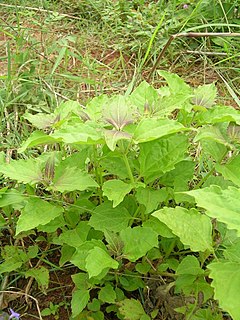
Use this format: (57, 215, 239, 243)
(41, 301, 69, 319)
(1, 70, 240, 319)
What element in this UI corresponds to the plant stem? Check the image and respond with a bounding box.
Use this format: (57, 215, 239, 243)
(193, 167, 215, 190)
(122, 153, 135, 184)
(129, 206, 141, 226)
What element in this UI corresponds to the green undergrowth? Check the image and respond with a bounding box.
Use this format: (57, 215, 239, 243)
(1, 71, 240, 319)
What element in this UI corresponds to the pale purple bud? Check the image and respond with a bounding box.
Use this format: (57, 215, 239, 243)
(183, 4, 189, 9)
(9, 309, 20, 320)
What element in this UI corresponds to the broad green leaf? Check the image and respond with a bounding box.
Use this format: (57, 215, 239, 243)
(192, 83, 217, 108)
(85, 246, 118, 278)
(200, 139, 227, 163)
(71, 289, 90, 318)
(143, 216, 174, 238)
(208, 261, 240, 320)
(185, 186, 240, 235)
(102, 180, 133, 207)
(120, 226, 158, 262)
(98, 283, 116, 303)
(135, 187, 168, 213)
(25, 267, 49, 291)
(54, 100, 83, 119)
(159, 160, 195, 190)
(51, 121, 103, 144)
(120, 274, 145, 292)
(58, 222, 91, 247)
(176, 276, 213, 301)
(16, 198, 63, 235)
(88, 298, 101, 311)
(138, 134, 188, 184)
(152, 207, 213, 252)
(104, 129, 132, 151)
(18, 131, 59, 153)
(56, 148, 90, 171)
(135, 260, 151, 274)
(72, 273, 90, 290)
(51, 166, 98, 192)
(157, 79, 192, 114)
(37, 214, 65, 233)
(203, 175, 235, 189)
(70, 240, 106, 271)
(194, 125, 231, 147)
(0, 259, 23, 274)
(196, 105, 240, 126)
(177, 256, 204, 276)
(23, 112, 56, 129)
(133, 118, 189, 143)
(103, 95, 135, 130)
(223, 240, 240, 263)
(85, 94, 109, 122)
(0, 189, 26, 207)
(118, 298, 150, 320)
(89, 202, 131, 232)
(175, 256, 204, 295)
(216, 155, 240, 187)
(129, 81, 159, 114)
(0, 246, 27, 273)
(0, 158, 42, 184)
(100, 151, 130, 179)
(158, 70, 191, 96)
(60, 245, 75, 266)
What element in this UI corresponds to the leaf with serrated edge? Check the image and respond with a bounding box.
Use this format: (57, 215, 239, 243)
(71, 289, 90, 318)
(25, 267, 49, 291)
(196, 105, 240, 126)
(158, 70, 191, 96)
(0, 158, 42, 184)
(51, 122, 103, 144)
(118, 298, 149, 320)
(0, 189, 26, 207)
(177, 256, 204, 276)
(85, 246, 118, 278)
(129, 81, 159, 113)
(208, 261, 240, 320)
(18, 131, 59, 153)
(89, 202, 131, 232)
(24, 112, 56, 129)
(102, 180, 133, 207)
(134, 118, 189, 143)
(58, 222, 91, 247)
(52, 167, 98, 192)
(152, 207, 212, 252)
(139, 134, 188, 184)
(16, 198, 63, 235)
(185, 186, 240, 236)
(136, 187, 168, 213)
(216, 155, 240, 187)
(98, 284, 116, 303)
(104, 130, 132, 151)
(120, 226, 158, 262)
(192, 83, 217, 108)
